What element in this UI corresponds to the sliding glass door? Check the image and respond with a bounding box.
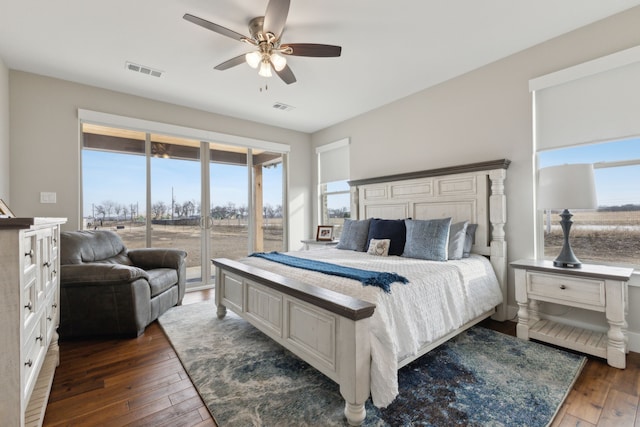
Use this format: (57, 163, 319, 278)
(81, 123, 287, 290)
(150, 134, 203, 283)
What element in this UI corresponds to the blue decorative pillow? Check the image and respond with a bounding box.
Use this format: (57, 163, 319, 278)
(402, 218, 453, 261)
(463, 223, 478, 258)
(448, 221, 469, 260)
(336, 219, 371, 252)
(366, 218, 407, 256)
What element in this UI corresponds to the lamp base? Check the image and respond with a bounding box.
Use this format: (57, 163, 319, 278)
(553, 209, 583, 269)
(553, 259, 582, 268)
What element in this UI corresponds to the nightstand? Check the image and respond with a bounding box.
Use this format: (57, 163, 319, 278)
(300, 239, 338, 250)
(512, 259, 633, 369)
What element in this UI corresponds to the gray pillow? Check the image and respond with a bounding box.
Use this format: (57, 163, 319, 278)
(336, 219, 371, 251)
(402, 217, 452, 261)
(463, 223, 478, 258)
(448, 221, 469, 260)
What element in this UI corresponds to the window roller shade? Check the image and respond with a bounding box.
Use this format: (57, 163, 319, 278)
(533, 49, 640, 152)
(317, 139, 349, 184)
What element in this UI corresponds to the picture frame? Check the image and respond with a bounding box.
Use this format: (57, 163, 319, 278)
(0, 199, 15, 218)
(316, 225, 334, 241)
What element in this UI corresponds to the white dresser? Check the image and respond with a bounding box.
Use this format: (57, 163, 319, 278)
(0, 217, 67, 427)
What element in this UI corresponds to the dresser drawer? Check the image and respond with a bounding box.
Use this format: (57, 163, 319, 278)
(22, 232, 37, 274)
(22, 314, 47, 403)
(45, 291, 59, 342)
(526, 271, 605, 309)
(23, 272, 38, 331)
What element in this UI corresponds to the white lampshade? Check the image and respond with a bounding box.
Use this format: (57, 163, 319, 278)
(258, 60, 272, 77)
(245, 51, 261, 69)
(538, 164, 597, 210)
(271, 53, 287, 71)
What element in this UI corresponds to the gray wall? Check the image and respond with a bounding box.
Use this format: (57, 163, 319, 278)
(8, 71, 312, 247)
(311, 7, 640, 349)
(0, 57, 8, 203)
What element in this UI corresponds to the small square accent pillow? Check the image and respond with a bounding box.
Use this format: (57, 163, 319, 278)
(336, 219, 371, 252)
(463, 223, 478, 258)
(402, 217, 452, 261)
(448, 221, 469, 260)
(366, 218, 407, 256)
(367, 238, 391, 256)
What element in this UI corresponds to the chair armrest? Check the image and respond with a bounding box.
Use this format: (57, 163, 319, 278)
(128, 248, 188, 304)
(61, 263, 149, 286)
(127, 248, 187, 270)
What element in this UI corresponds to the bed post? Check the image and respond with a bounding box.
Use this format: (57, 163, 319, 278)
(489, 168, 508, 321)
(350, 185, 360, 219)
(338, 316, 371, 426)
(214, 265, 227, 319)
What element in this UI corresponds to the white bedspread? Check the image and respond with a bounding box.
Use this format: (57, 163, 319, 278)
(240, 249, 503, 407)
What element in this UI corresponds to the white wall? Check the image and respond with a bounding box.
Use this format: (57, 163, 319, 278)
(8, 71, 312, 248)
(0, 57, 9, 202)
(312, 6, 640, 349)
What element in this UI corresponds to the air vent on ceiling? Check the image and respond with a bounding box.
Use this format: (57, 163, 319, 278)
(272, 102, 295, 112)
(126, 61, 163, 78)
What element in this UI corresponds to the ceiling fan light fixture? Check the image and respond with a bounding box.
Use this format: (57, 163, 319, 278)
(245, 51, 261, 69)
(258, 60, 272, 77)
(271, 52, 287, 71)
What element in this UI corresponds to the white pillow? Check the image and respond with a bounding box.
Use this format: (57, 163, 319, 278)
(367, 238, 391, 256)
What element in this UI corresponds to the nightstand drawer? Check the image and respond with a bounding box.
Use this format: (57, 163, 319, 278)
(526, 271, 605, 309)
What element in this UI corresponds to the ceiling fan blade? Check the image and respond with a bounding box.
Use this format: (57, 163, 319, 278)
(183, 13, 248, 42)
(275, 64, 296, 85)
(214, 54, 247, 71)
(283, 43, 342, 57)
(263, 0, 290, 39)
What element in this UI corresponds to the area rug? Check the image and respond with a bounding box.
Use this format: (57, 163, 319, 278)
(158, 301, 586, 427)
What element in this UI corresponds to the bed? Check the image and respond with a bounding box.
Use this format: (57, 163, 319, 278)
(212, 159, 510, 425)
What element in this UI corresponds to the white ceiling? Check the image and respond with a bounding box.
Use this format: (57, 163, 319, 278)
(1, 1, 639, 133)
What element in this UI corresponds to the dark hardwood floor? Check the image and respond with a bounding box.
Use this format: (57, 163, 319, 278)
(44, 290, 640, 426)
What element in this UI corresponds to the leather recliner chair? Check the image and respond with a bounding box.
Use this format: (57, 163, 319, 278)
(59, 230, 187, 338)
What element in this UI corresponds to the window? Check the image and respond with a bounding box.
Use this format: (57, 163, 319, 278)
(531, 46, 640, 268)
(317, 139, 350, 237)
(319, 180, 351, 236)
(538, 138, 640, 267)
(80, 114, 289, 290)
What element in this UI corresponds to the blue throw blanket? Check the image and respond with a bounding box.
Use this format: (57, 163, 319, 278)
(249, 251, 408, 293)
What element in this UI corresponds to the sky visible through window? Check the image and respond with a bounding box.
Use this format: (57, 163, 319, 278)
(538, 137, 640, 207)
(82, 150, 282, 216)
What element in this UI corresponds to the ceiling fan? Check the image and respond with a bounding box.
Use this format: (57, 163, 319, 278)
(183, 0, 342, 85)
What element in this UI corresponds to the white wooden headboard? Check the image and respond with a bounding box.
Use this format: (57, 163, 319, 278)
(349, 159, 510, 321)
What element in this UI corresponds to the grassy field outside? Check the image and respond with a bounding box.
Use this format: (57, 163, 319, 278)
(87, 210, 639, 271)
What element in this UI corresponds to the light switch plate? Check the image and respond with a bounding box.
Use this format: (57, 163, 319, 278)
(40, 192, 57, 203)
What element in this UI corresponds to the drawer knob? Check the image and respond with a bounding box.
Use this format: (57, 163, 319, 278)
(43, 261, 51, 268)
(47, 316, 52, 321)
(559, 284, 567, 290)
(25, 359, 33, 367)
(25, 249, 34, 258)
(24, 302, 32, 310)
(36, 335, 43, 342)
(52, 303, 58, 308)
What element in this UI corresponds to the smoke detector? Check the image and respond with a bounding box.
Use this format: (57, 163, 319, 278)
(126, 61, 163, 78)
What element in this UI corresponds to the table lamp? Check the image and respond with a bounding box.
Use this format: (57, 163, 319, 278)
(537, 163, 597, 268)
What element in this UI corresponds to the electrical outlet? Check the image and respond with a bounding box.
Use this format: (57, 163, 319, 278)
(40, 192, 57, 203)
